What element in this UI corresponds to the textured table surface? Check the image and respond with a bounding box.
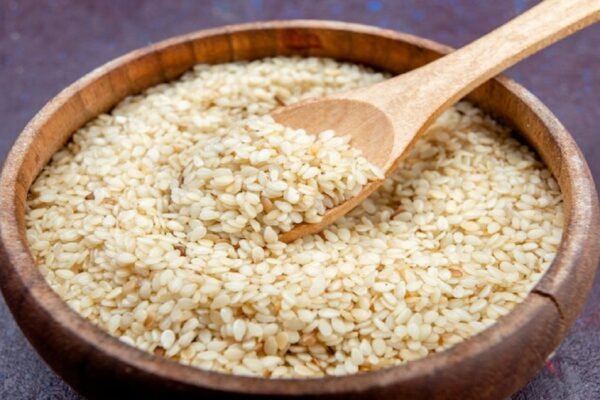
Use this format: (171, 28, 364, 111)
(1, 1, 598, 399)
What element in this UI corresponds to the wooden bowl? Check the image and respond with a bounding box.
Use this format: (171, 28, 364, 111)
(0, 21, 598, 400)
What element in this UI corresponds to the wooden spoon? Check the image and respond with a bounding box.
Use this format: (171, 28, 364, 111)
(275, 0, 599, 243)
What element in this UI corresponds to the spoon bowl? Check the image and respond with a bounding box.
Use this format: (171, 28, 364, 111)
(273, 97, 396, 169)
(273, 97, 395, 241)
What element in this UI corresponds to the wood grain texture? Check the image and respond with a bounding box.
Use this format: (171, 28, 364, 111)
(275, 0, 600, 242)
(0, 20, 599, 400)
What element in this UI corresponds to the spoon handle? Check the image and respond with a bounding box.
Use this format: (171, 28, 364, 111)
(376, 0, 599, 146)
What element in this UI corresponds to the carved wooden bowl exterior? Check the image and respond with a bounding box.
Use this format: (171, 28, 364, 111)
(0, 21, 598, 400)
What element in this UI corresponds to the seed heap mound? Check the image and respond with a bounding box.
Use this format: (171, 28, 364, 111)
(26, 57, 564, 378)
(173, 115, 382, 240)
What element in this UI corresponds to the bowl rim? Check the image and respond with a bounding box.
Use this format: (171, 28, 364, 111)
(1, 20, 598, 397)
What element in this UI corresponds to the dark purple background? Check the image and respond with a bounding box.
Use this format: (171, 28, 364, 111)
(0, 1, 598, 399)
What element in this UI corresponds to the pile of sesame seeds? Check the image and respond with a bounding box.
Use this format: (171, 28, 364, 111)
(26, 57, 563, 378)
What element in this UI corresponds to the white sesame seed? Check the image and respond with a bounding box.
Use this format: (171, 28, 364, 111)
(351, 347, 364, 365)
(264, 336, 278, 356)
(232, 319, 247, 342)
(318, 319, 333, 337)
(116, 253, 136, 266)
(372, 338, 387, 357)
(160, 330, 176, 349)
